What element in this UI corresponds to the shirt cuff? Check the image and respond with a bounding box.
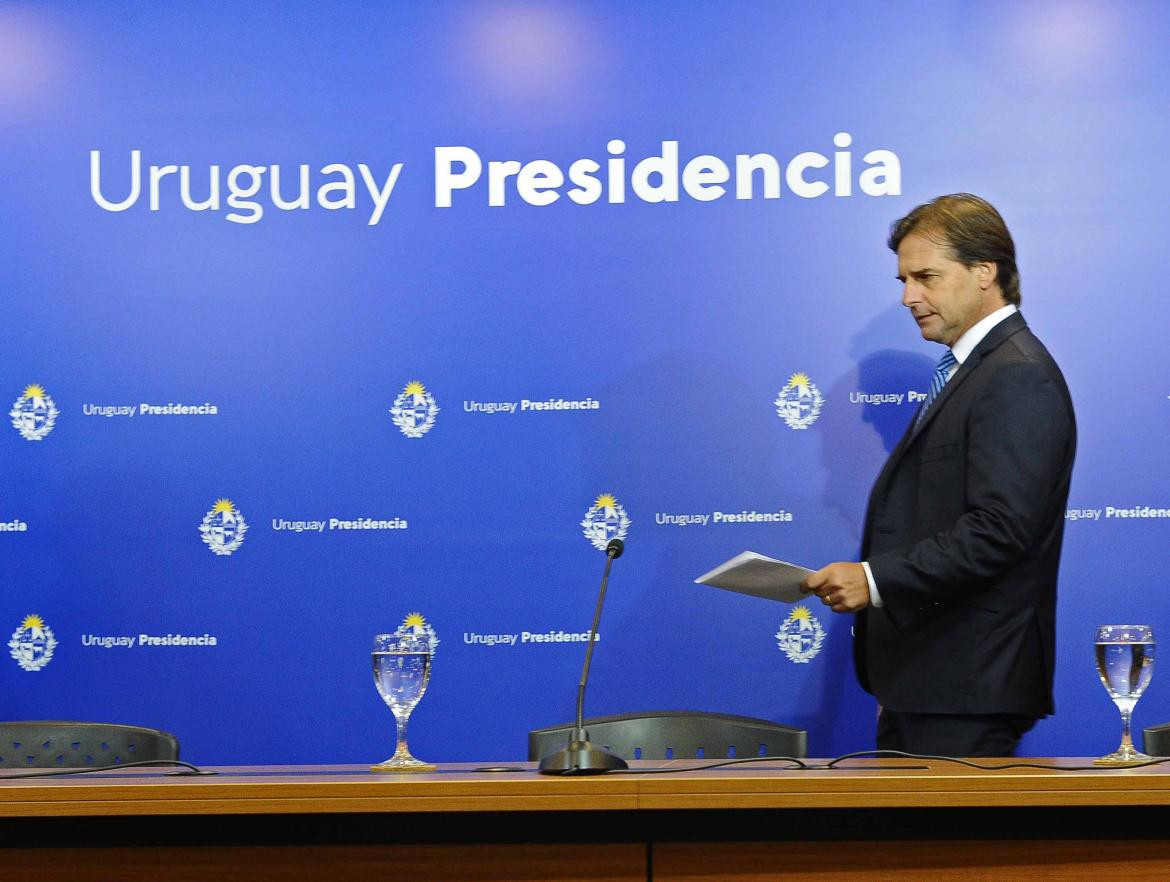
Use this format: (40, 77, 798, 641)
(861, 560, 883, 608)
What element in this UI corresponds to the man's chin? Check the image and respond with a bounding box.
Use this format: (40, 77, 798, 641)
(915, 321, 943, 344)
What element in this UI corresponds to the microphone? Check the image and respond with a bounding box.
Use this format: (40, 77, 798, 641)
(538, 538, 629, 774)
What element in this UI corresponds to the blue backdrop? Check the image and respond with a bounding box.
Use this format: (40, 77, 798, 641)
(2, 0, 1167, 763)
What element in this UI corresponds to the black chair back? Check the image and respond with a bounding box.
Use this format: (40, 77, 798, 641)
(0, 721, 180, 768)
(529, 710, 807, 761)
(1144, 722, 1170, 757)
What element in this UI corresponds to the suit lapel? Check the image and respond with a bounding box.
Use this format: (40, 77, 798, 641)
(872, 312, 1028, 493)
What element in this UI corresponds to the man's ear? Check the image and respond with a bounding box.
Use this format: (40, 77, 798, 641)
(975, 261, 998, 290)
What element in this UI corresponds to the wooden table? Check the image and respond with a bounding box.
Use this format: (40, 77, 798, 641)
(1, 759, 1169, 880)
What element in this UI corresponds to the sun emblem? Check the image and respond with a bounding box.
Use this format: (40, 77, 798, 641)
(10, 383, 59, 440)
(580, 492, 631, 551)
(774, 371, 824, 430)
(390, 380, 439, 438)
(9, 614, 57, 672)
(775, 605, 826, 663)
(398, 612, 439, 652)
(199, 497, 248, 556)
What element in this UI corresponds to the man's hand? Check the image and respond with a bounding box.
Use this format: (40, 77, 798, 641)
(800, 562, 870, 614)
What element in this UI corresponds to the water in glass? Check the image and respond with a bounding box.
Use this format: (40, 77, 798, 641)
(373, 650, 430, 714)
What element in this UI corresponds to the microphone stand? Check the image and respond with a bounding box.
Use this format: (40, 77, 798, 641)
(538, 539, 629, 775)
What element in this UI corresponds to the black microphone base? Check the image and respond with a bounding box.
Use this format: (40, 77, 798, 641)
(537, 740, 629, 775)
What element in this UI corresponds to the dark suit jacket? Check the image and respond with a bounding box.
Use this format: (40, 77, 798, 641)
(857, 311, 1076, 717)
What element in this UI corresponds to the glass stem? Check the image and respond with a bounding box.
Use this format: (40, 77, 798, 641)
(1119, 705, 1134, 751)
(394, 709, 412, 759)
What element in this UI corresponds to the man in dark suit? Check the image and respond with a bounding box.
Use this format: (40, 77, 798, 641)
(802, 194, 1076, 757)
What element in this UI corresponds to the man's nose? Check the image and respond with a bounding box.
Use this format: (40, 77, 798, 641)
(901, 282, 920, 308)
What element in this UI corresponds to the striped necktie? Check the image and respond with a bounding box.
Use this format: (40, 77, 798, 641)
(914, 349, 957, 428)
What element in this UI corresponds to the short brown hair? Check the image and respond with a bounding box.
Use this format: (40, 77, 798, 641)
(888, 194, 1020, 305)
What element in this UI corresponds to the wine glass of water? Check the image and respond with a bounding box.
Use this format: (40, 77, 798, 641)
(371, 632, 435, 772)
(1094, 624, 1155, 765)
